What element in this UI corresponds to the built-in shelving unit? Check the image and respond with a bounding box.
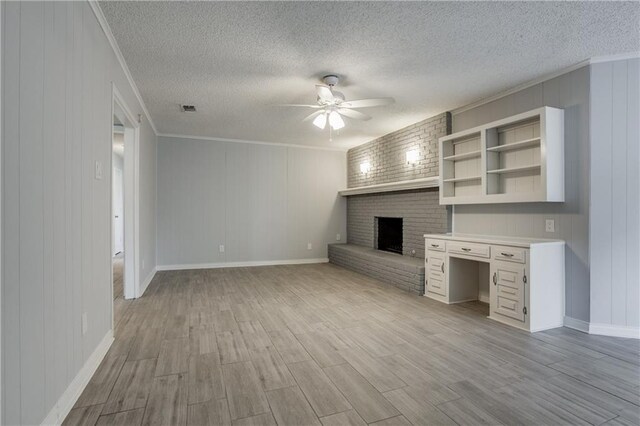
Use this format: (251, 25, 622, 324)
(440, 132, 483, 199)
(439, 106, 564, 205)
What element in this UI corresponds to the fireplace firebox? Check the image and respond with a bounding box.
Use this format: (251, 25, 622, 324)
(377, 217, 403, 255)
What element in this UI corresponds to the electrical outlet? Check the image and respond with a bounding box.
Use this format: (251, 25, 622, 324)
(307, 243, 312, 250)
(545, 219, 555, 233)
(219, 245, 225, 253)
(94, 160, 103, 180)
(336, 233, 341, 241)
(81, 312, 88, 335)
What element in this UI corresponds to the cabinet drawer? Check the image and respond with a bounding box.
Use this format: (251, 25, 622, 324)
(448, 241, 490, 258)
(493, 245, 526, 263)
(426, 239, 446, 252)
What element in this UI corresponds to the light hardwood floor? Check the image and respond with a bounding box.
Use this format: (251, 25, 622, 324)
(64, 263, 640, 425)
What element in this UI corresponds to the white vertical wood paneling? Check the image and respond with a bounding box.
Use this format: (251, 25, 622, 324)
(19, 3, 46, 423)
(157, 137, 347, 267)
(3, 2, 22, 422)
(452, 66, 591, 322)
(1, 2, 158, 424)
(626, 59, 640, 328)
(590, 59, 640, 329)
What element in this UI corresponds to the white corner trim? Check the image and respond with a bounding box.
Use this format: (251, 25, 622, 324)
(41, 330, 114, 426)
(563, 316, 640, 339)
(563, 316, 590, 333)
(589, 323, 640, 339)
(138, 267, 157, 298)
(157, 258, 329, 271)
(157, 133, 348, 152)
(88, 1, 158, 135)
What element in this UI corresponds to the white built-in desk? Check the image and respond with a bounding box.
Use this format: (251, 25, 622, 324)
(424, 233, 565, 332)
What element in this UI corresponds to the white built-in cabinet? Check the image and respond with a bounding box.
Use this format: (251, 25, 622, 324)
(439, 107, 564, 205)
(424, 234, 565, 332)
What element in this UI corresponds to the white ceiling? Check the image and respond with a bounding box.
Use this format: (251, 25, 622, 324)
(100, 1, 639, 149)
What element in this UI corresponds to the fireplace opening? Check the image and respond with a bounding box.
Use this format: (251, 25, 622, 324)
(377, 217, 403, 255)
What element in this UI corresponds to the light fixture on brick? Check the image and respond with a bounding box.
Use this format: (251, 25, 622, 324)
(360, 162, 371, 174)
(406, 149, 419, 164)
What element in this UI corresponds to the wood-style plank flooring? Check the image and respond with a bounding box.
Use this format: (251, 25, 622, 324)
(65, 263, 640, 425)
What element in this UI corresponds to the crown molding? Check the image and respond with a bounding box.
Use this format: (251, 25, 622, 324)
(157, 133, 349, 152)
(88, 0, 158, 135)
(451, 52, 640, 115)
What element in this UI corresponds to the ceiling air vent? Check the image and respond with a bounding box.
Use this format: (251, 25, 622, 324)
(180, 104, 197, 113)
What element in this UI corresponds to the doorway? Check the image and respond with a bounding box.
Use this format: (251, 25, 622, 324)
(112, 120, 126, 324)
(111, 85, 140, 330)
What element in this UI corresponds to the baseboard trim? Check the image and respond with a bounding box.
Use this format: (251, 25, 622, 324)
(564, 316, 639, 339)
(41, 330, 114, 425)
(589, 323, 640, 339)
(563, 316, 590, 333)
(157, 258, 329, 271)
(139, 267, 157, 297)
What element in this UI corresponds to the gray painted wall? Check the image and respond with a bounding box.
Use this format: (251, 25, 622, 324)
(157, 137, 347, 266)
(589, 59, 639, 329)
(452, 65, 591, 322)
(1, 2, 157, 424)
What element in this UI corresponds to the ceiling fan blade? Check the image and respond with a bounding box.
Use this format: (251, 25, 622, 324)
(275, 104, 321, 108)
(341, 97, 395, 108)
(316, 85, 334, 103)
(337, 108, 371, 121)
(302, 110, 325, 122)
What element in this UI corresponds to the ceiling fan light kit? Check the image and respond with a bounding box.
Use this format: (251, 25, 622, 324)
(280, 74, 395, 138)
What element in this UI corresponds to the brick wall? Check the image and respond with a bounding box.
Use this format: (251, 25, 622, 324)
(347, 112, 451, 188)
(347, 188, 449, 260)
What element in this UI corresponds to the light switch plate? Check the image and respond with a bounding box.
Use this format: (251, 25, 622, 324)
(81, 312, 88, 335)
(336, 233, 341, 241)
(545, 219, 555, 233)
(219, 245, 225, 253)
(94, 160, 103, 180)
(307, 243, 312, 250)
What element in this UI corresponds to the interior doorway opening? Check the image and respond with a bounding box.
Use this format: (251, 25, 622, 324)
(112, 117, 126, 325)
(111, 85, 140, 331)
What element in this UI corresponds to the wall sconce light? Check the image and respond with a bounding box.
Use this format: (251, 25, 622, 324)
(360, 162, 371, 174)
(406, 149, 419, 164)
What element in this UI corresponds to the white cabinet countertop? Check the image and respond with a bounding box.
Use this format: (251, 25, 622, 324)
(423, 233, 564, 248)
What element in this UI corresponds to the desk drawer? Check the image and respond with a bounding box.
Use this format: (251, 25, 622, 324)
(448, 241, 490, 258)
(493, 245, 526, 264)
(426, 239, 446, 252)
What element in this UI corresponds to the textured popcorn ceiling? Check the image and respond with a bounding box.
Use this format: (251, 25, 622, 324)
(100, 1, 639, 148)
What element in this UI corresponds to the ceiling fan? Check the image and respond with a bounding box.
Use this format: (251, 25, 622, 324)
(281, 75, 394, 133)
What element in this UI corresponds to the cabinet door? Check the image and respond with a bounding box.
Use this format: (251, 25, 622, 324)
(491, 261, 526, 322)
(426, 252, 446, 296)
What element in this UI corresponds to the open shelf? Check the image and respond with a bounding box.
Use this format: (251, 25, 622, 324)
(443, 175, 482, 183)
(487, 164, 541, 174)
(486, 137, 540, 152)
(443, 150, 482, 161)
(438, 107, 564, 204)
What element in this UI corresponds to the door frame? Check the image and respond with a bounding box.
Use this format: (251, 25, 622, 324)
(110, 84, 141, 326)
